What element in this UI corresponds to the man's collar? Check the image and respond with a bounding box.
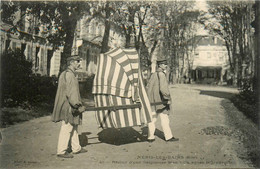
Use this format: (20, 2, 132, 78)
(67, 67, 76, 76)
(157, 67, 166, 73)
(157, 67, 163, 72)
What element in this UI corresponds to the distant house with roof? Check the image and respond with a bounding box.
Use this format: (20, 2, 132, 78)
(190, 35, 229, 84)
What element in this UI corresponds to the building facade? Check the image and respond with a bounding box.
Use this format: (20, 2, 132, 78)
(1, 13, 62, 77)
(190, 35, 229, 84)
(73, 15, 125, 80)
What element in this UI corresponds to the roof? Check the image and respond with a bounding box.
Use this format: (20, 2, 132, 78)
(188, 35, 225, 46)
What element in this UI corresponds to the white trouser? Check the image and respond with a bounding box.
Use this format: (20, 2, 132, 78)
(148, 111, 173, 141)
(57, 121, 81, 155)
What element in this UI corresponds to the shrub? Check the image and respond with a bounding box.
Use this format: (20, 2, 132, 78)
(1, 49, 58, 127)
(231, 95, 257, 123)
(238, 77, 257, 105)
(0, 103, 54, 128)
(78, 74, 95, 100)
(28, 75, 58, 105)
(231, 76, 258, 124)
(1, 49, 58, 108)
(1, 49, 32, 107)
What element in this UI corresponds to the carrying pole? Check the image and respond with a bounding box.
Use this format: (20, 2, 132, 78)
(83, 101, 168, 112)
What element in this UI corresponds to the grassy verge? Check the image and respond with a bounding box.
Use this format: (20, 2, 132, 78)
(0, 103, 54, 128)
(0, 76, 95, 128)
(230, 95, 258, 124)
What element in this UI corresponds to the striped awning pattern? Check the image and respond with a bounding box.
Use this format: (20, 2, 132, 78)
(92, 48, 152, 128)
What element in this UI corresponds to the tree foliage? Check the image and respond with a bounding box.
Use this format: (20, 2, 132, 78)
(87, 1, 122, 53)
(1, 1, 207, 82)
(166, 1, 200, 83)
(205, 1, 255, 86)
(1, 1, 91, 71)
(147, 1, 200, 82)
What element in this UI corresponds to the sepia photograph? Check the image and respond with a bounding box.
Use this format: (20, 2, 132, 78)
(0, 0, 259, 168)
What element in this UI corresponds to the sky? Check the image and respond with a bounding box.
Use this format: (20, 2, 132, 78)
(195, 0, 208, 12)
(195, 0, 209, 35)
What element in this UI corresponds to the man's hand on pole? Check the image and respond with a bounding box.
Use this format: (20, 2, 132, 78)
(78, 106, 86, 113)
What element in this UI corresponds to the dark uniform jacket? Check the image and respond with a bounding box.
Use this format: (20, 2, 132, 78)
(52, 68, 82, 125)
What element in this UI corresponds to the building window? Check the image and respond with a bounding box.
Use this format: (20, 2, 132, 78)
(202, 70, 207, 78)
(5, 39, 11, 51)
(207, 70, 214, 78)
(35, 47, 40, 70)
(86, 49, 90, 69)
(47, 50, 53, 76)
(214, 37, 217, 44)
(40, 48, 44, 71)
(213, 52, 217, 58)
(195, 52, 199, 58)
(94, 54, 97, 64)
(95, 22, 98, 36)
(12, 41, 17, 49)
(21, 43, 26, 59)
(98, 24, 102, 36)
(27, 45, 31, 61)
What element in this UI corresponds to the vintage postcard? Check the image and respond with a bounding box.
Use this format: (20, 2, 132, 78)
(0, 0, 259, 168)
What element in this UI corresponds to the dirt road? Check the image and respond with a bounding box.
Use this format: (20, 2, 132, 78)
(0, 84, 259, 169)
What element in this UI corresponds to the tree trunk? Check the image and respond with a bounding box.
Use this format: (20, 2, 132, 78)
(232, 36, 238, 86)
(255, 1, 260, 123)
(237, 55, 243, 87)
(101, 21, 110, 53)
(60, 19, 77, 72)
(101, 3, 111, 53)
(150, 40, 158, 57)
(125, 8, 135, 48)
(225, 40, 233, 71)
(125, 27, 132, 48)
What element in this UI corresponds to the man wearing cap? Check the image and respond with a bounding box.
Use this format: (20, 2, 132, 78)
(52, 55, 87, 158)
(146, 58, 179, 143)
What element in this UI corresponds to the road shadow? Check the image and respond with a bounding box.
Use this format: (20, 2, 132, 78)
(141, 126, 165, 141)
(79, 132, 92, 147)
(97, 127, 147, 146)
(199, 90, 236, 99)
(67, 132, 91, 152)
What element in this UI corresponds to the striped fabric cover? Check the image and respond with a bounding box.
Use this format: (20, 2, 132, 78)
(92, 48, 152, 128)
